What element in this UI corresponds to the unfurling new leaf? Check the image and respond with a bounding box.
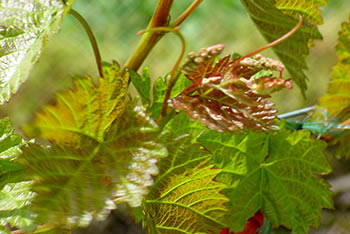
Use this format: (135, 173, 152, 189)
(199, 129, 333, 233)
(20, 63, 167, 227)
(171, 55, 292, 133)
(0, 0, 74, 103)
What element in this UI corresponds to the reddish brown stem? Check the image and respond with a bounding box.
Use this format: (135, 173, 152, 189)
(124, 0, 174, 72)
(236, 15, 303, 64)
(171, 0, 204, 27)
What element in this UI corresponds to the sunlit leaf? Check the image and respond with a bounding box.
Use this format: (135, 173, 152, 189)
(240, 0, 327, 96)
(144, 135, 229, 233)
(0, 0, 74, 103)
(20, 63, 167, 227)
(0, 118, 34, 231)
(199, 129, 333, 233)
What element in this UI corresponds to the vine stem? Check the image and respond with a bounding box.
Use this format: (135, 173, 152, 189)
(236, 15, 304, 64)
(124, 0, 203, 73)
(69, 9, 104, 78)
(137, 27, 186, 119)
(171, 0, 204, 27)
(123, 0, 174, 72)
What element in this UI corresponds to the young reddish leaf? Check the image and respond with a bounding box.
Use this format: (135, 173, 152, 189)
(20, 63, 167, 227)
(171, 55, 292, 133)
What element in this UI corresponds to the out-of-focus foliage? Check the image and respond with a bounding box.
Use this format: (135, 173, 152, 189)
(0, 0, 348, 126)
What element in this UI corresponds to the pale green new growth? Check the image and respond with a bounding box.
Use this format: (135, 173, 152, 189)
(144, 134, 228, 234)
(199, 129, 333, 233)
(0, 118, 34, 232)
(241, 0, 326, 96)
(21, 64, 167, 227)
(0, 0, 73, 104)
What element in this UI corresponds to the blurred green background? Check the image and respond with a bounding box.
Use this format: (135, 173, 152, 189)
(0, 0, 349, 128)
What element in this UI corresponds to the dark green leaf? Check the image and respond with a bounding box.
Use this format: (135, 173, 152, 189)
(199, 130, 333, 233)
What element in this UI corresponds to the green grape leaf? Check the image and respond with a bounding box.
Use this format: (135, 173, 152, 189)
(130, 67, 151, 105)
(164, 112, 206, 140)
(240, 0, 326, 96)
(144, 135, 229, 233)
(148, 73, 190, 119)
(319, 15, 350, 117)
(149, 76, 167, 119)
(20, 63, 167, 227)
(0, 0, 74, 103)
(0, 118, 34, 231)
(199, 130, 333, 233)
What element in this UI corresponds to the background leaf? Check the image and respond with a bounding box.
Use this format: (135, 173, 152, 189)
(20, 63, 167, 227)
(144, 134, 228, 234)
(0, 0, 74, 103)
(199, 129, 333, 233)
(319, 15, 350, 117)
(130, 66, 151, 105)
(240, 0, 326, 96)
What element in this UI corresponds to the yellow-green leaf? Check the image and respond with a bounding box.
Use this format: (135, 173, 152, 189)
(144, 135, 228, 234)
(20, 64, 167, 227)
(319, 15, 350, 117)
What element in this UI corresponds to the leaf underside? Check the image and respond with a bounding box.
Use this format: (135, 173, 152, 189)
(0, 0, 73, 103)
(199, 129, 333, 234)
(240, 0, 327, 96)
(21, 63, 167, 227)
(144, 134, 229, 234)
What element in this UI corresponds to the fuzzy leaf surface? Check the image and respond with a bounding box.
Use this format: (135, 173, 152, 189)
(0, 118, 34, 231)
(0, 0, 73, 103)
(199, 130, 333, 233)
(171, 56, 292, 133)
(21, 63, 167, 227)
(240, 0, 326, 95)
(144, 134, 229, 234)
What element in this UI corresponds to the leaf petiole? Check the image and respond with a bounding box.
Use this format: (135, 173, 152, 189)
(69, 9, 104, 78)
